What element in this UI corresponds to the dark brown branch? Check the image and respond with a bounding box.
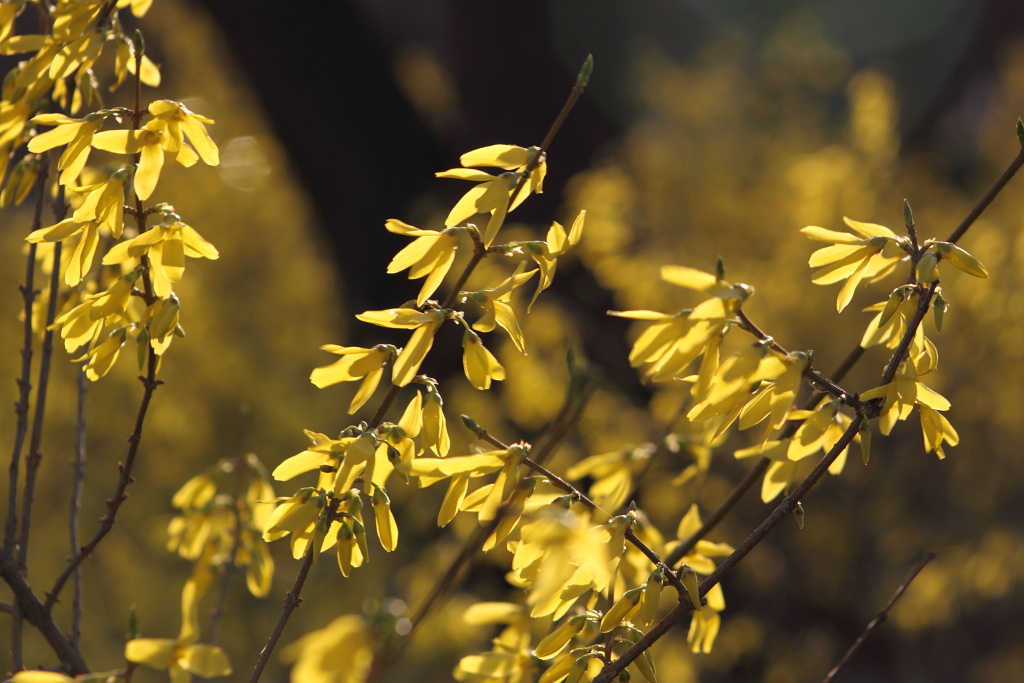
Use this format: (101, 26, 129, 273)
(822, 551, 937, 683)
(946, 145, 1024, 244)
(18, 236, 62, 568)
(45, 345, 162, 613)
(248, 542, 317, 683)
(69, 367, 88, 646)
(0, 549, 88, 674)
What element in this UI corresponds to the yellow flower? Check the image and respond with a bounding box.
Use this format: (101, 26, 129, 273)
(919, 404, 959, 459)
(421, 385, 450, 457)
(667, 504, 735, 576)
(146, 294, 181, 355)
(688, 343, 789, 423)
(861, 360, 951, 436)
(117, 0, 155, 19)
(271, 431, 354, 483)
(437, 144, 546, 246)
(262, 487, 325, 559)
(102, 215, 219, 297)
(11, 673, 74, 683)
(371, 486, 398, 552)
(737, 351, 810, 442)
(26, 217, 98, 286)
(309, 344, 393, 413)
(27, 112, 105, 184)
(90, 107, 212, 201)
(91, 121, 168, 200)
(462, 330, 506, 390)
(466, 265, 536, 353)
(284, 615, 375, 683)
(72, 171, 128, 237)
(687, 583, 725, 654)
(520, 211, 585, 311)
(148, 99, 220, 166)
(386, 314, 444, 387)
(566, 446, 653, 512)
(384, 218, 463, 305)
(111, 33, 160, 90)
(801, 217, 904, 312)
(74, 327, 127, 380)
(125, 578, 232, 682)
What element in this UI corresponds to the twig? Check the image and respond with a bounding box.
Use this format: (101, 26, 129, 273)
(0, 549, 88, 673)
(46, 352, 162, 612)
(946, 145, 1024, 244)
(208, 464, 246, 645)
(4, 150, 52, 671)
(69, 367, 88, 647)
(18, 229, 64, 568)
(822, 550, 937, 683)
(247, 531, 317, 683)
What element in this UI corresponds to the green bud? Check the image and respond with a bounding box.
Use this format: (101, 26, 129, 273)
(600, 585, 644, 633)
(132, 29, 145, 58)
(715, 256, 726, 281)
(860, 419, 873, 465)
(794, 502, 805, 530)
(878, 288, 905, 327)
(460, 414, 484, 437)
(135, 328, 149, 371)
(576, 54, 594, 90)
(903, 198, 914, 231)
(127, 605, 139, 639)
(916, 250, 939, 284)
(933, 291, 948, 332)
(679, 565, 702, 610)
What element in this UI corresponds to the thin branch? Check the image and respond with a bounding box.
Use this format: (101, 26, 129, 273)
(822, 550, 937, 683)
(247, 530, 317, 683)
(0, 549, 88, 674)
(4, 151, 52, 671)
(45, 345, 162, 613)
(5, 158, 52, 555)
(946, 145, 1024, 244)
(18, 233, 63, 569)
(208, 468, 245, 645)
(69, 367, 87, 647)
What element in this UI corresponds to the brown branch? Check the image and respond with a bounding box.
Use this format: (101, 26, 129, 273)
(0, 549, 88, 674)
(946, 144, 1024, 244)
(248, 542, 317, 683)
(69, 367, 88, 647)
(18, 235, 63, 569)
(45, 343, 162, 613)
(822, 551, 937, 683)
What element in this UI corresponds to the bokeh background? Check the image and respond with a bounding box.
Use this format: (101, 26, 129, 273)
(4, 0, 1024, 681)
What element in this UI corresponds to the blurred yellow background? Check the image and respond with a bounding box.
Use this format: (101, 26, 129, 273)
(4, 1, 1024, 681)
